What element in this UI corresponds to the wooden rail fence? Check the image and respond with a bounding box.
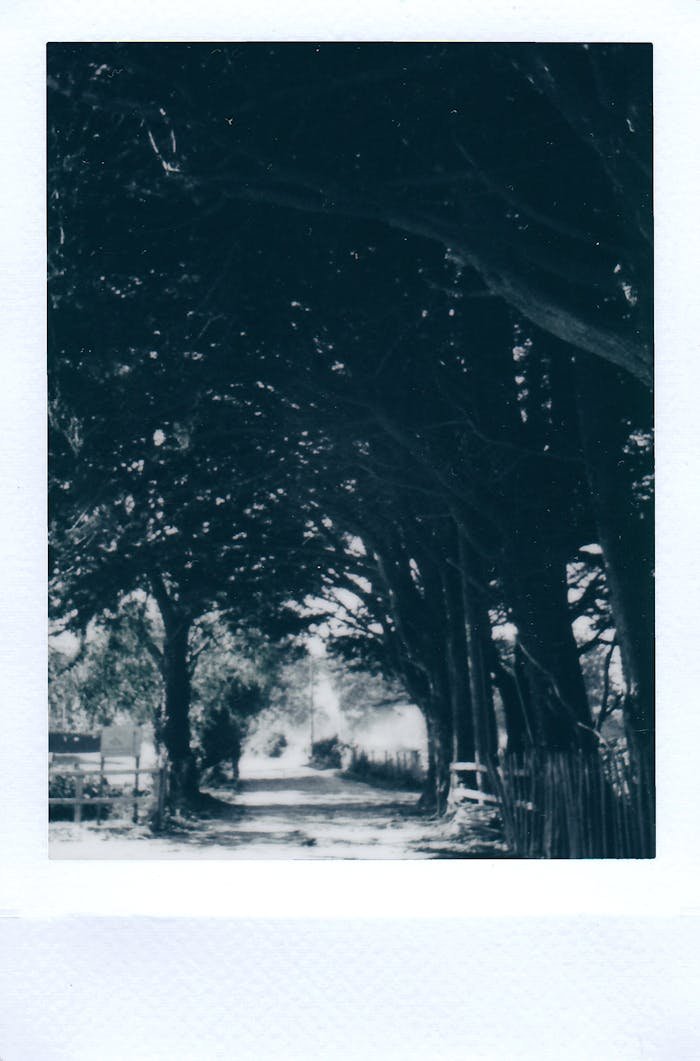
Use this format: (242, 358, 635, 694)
(450, 760, 496, 806)
(49, 762, 168, 827)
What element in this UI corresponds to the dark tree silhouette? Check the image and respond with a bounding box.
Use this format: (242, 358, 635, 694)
(48, 42, 653, 825)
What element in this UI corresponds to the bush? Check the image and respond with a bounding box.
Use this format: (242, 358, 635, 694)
(263, 731, 288, 758)
(195, 677, 266, 779)
(198, 706, 243, 774)
(49, 772, 124, 821)
(309, 735, 344, 770)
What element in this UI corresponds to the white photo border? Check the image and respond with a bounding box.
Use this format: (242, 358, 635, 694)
(1, 0, 699, 921)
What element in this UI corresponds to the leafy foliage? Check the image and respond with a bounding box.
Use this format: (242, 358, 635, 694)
(196, 675, 266, 773)
(49, 773, 124, 822)
(47, 44, 653, 821)
(49, 599, 161, 730)
(309, 736, 345, 770)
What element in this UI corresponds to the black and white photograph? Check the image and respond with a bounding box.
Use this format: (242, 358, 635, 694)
(47, 41, 654, 859)
(3, 3, 700, 1058)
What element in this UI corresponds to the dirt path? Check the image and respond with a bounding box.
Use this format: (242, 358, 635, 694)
(49, 761, 506, 859)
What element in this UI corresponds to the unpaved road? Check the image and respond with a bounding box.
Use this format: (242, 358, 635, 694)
(49, 761, 505, 859)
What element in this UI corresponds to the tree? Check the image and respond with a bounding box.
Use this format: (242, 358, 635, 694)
(47, 43, 651, 381)
(49, 597, 161, 731)
(49, 190, 322, 804)
(48, 42, 653, 826)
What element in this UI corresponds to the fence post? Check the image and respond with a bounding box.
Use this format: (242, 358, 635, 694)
(96, 755, 105, 826)
(74, 765, 83, 824)
(133, 753, 141, 824)
(152, 766, 160, 830)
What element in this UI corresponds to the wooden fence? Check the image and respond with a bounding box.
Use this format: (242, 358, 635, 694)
(49, 762, 168, 828)
(345, 746, 424, 789)
(450, 760, 498, 806)
(451, 749, 654, 858)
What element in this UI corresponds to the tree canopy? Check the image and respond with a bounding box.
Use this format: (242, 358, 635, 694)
(48, 43, 653, 813)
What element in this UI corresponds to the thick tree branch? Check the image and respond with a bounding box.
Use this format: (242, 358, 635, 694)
(217, 177, 651, 387)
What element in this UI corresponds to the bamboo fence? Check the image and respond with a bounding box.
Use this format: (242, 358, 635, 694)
(484, 747, 654, 858)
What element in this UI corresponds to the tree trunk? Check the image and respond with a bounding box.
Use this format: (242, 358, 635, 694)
(488, 641, 534, 753)
(421, 551, 471, 812)
(574, 356, 654, 775)
(150, 572, 199, 809)
(161, 611, 199, 806)
(503, 548, 594, 750)
(421, 715, 438, 813)
(457, 532, 499, 762)
(439, 559, 475, 765)
(373, 537, 457, 814)
(424, 703, 453, 815)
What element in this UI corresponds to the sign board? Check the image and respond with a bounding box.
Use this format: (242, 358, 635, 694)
(100, 724, 142, 758)
(49, 732, 101, 754)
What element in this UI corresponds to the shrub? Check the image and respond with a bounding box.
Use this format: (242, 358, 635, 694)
(263, 731, 288, 758)
(309, 735, 344, 769)
(195, 677, 266, 778)
(198, 706, 243, 773)
(48, 772, 124, 821)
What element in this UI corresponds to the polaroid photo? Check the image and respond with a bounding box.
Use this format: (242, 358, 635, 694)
(1, 0, 698, 923)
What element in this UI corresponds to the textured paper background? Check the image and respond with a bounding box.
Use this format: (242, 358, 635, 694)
(1, 1, 699, 1057)
(0, 917, 699, 1059)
